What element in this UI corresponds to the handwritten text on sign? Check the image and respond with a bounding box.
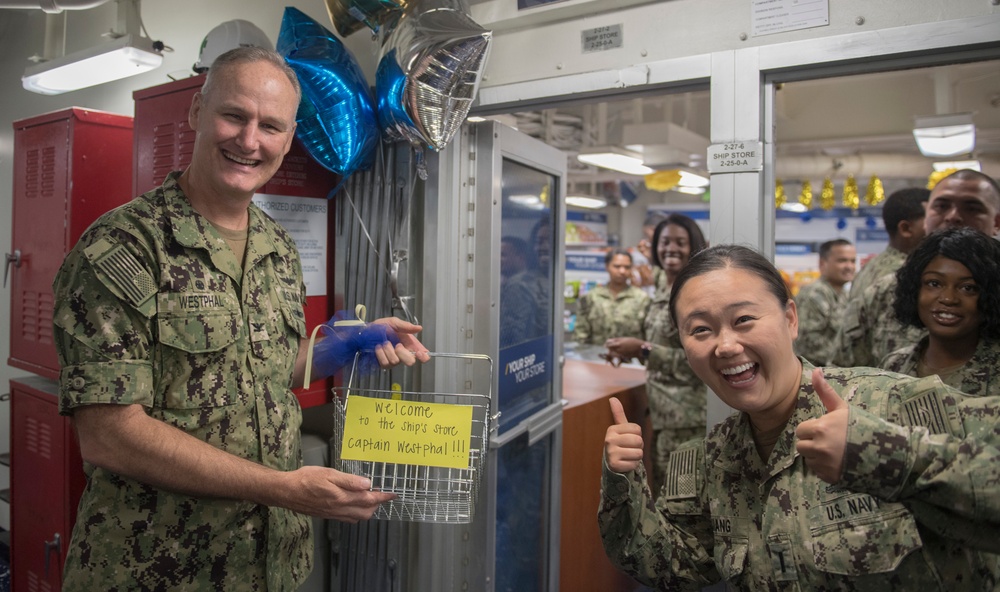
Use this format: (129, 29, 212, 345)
(341, 397, 474, 469)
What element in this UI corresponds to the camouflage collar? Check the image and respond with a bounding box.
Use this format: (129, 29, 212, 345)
(159, 172, 289, 276)
(710, 358, 828, 479)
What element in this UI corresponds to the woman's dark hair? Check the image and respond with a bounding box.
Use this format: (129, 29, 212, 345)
(669, 245, 791, 327)
(604, 247, 632, 265)
(650, 213, 708, 270)
(893, 227, 1000, 339)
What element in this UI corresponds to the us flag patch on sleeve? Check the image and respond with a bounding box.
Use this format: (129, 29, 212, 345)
(662, 446, 699, 500)
(84, 238, 157, 307)
(900, 387, 952, 435)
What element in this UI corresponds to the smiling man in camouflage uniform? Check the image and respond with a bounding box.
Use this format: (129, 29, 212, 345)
(52, 47, 426, 591)
(793, 239, 855, 365)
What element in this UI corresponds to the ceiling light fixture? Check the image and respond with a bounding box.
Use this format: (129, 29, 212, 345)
(912, 113, 976, 157)
(780, 202, 808, 213)
(23, 33, 163, 95)
(565, 194, 608, 209)
(21, 0, 163, 95)
(678, 170, 710, 188)
(932, 159, 981, 172)
(577, 146, 653, 176)
(675, 186, 706, 195)
(508, 194, 546, 209)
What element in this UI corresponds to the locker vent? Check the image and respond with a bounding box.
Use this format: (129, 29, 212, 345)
(24, 149, 38, 199)
(23, 146, 58, 201)
(152, 120, 195, 187)
(152, 122, 177, 186)
(25, 416, 53, 461)
(19, 290, 55, 345)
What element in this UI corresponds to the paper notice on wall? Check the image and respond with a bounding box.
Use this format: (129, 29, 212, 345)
(252, 193, 328, 297)
(751, 0, 829, 37)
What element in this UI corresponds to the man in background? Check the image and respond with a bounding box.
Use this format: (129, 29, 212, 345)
(794, 239, 856, 365)
(831, 169, 1000, 367)
(848, 187, 929, 298)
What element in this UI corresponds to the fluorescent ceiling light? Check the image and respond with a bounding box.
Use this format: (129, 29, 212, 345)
(912, 113, 975, 158)
(780, 202, 808, 213)
(932, 159, 981, 172)
(577, 146, 653, 176)
(675, 186, 705, 195)
(565, 194, 608, 209)
(508, 194, 545, 209)
(22, 34, 162, 95)
(678, 171, 710, 188)
(466, 116, 487, 122)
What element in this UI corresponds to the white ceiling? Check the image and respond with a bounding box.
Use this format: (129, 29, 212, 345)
(502, 58, 1000, 195)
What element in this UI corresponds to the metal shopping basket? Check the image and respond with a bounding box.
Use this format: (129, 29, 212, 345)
(332, 352, 494, 523)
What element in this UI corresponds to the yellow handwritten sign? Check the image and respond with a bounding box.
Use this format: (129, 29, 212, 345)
(341, 396, 474, 469)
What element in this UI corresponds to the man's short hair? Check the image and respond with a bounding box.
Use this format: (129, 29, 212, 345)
(818, 238, 852, 260)
(935, 169, 1000, 208)
(881, 187, 930, 238)
(202, 46, 302, 103)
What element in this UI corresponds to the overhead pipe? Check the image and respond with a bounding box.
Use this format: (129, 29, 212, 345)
(0, 0, 109, 13)
(774, 152, 1000, 181)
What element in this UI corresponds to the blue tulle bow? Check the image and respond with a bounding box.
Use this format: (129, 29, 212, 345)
(311, 308, 400, 379)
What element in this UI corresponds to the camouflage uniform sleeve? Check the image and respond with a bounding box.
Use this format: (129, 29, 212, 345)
(829, 287, 868, 367)
(52, 227, 157, 414)
(794, 284, 832, 364)
(645, 304, 696, 385)
(839, 386, 1000, 552)
(574, 293, 593, 344)
(598, 444, 717, 590)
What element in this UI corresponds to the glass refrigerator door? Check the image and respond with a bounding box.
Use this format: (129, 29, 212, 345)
(418, 120, 566, 592)
(494, 157, 562, 592)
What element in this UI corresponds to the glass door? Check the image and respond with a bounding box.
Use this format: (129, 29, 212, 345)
(418, 120, 566, 592)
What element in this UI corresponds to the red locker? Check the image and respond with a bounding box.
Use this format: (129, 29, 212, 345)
(133, 76, 339, 408)
(10, 376, 86, 592)
(7, 108, 134, 380)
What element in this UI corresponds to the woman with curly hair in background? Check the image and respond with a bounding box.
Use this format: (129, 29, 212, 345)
(881, 227, 1000, 394)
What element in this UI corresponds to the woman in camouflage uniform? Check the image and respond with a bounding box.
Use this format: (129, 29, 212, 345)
(600, 244, 1000, 590)
(574, 248, 651, 345)
(604, 213, 708, 495)
(882, 227, 1000, 395)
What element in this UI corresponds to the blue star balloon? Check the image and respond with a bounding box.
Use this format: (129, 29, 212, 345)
(375, 0, 492, 151)
(277, 7, 378, 183)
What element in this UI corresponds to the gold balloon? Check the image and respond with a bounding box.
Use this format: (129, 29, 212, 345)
(927, 168, 957, 190)
(820, 176, 836, 210)
(798, 180, 813, 208)
(644, 170, 682, 192)
(864, 175, 885, 206)
(325, 0, 407, 38)
(775, 179, 787, 208)
(842, 174, 859, 210)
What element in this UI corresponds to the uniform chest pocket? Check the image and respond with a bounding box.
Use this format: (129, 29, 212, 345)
(713, 534, 749, 582)
(156, 293, 241, 408)
(157, 291, 241, 351)
(249, 299, 306, 361)
(810, 494, 922, 575)
(712, 516, 749, 582)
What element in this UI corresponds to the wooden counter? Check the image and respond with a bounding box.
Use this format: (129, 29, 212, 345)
(560, 359, 649, 592)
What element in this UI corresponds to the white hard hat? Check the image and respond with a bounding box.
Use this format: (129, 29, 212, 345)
(193, 20, 274, 72)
